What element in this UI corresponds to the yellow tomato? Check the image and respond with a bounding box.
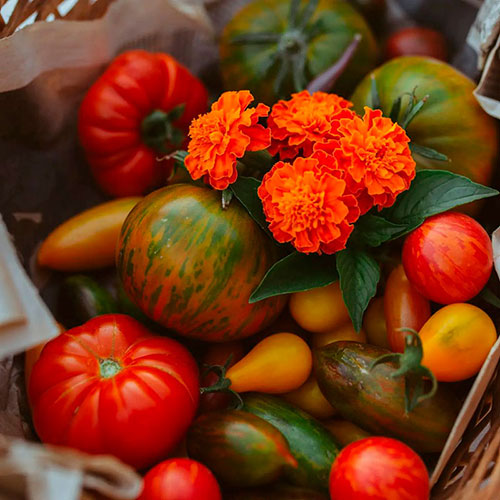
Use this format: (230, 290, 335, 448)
(323, 419, 371, 447)
(420, 303, 497, 382)
(289, 282, 350, 333)
(282, 375, 336, 419)
(363, 297, 390, 349)
(312, 322, 366, 349)
(227, 333, 312, 394)
(38, 197, 141, 271)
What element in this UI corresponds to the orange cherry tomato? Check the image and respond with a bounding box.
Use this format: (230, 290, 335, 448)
(282, 375, 336, 419)
(420, 303, 497, 382)
(289, 282, 350, 333)
(363, 297, 390, 349)
(384, 265, 431, 353)
(312, 323, 366, 349)
(38, 197, 141, 271)
(226, 333, 312, 394)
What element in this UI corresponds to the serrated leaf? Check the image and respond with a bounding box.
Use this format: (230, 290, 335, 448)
(382, 170, 499, 226)
(351, 214, 409, 247)
(336, 249, 380, 332)
(249, 252, 338, 303)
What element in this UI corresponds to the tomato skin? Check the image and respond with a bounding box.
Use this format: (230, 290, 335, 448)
(384, 265, 431, 353)
(363, 298, 390, 349)
(402, 212, 493, 304)
(329, 437, 429, 500)
(29, 314, 199, 470)
(138, 458, 222, 500)
(227, 333, 312, 394)
(420, 303, 497, 382)
(385, 27, 447, 61)
(78, 50, 207, 197)
(312, 322, 366, 349)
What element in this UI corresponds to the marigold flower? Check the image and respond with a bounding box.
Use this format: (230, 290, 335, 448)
(258, 152, 360, 254)
(337, 106, 416, 214)
(185, 90, 270, 190)
(268, 90, 355, 160)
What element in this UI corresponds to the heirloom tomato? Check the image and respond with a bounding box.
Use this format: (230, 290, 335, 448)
(351, 56, 498, 186)
(420, 303, 497, 382)
(78, 50, 207, 197)
(38, 197, 141, 271)
(402, 212, 493, 304)
(138, 458, 222, 500)
(289, 282, 350, 334)
(329, 437, 429, 500)
(29, 314, 199, 469)
(384, 265, 430, 353)
(220, 0, 377, 103)
(117, 184, 286, 341)
(385, 27, 447, 61)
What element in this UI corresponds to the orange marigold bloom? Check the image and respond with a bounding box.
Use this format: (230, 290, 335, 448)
(258, 152, 360, 255)
(185, 90, 270, 190)
(268, 90, 355, 160)
(337, 106, 416, 214)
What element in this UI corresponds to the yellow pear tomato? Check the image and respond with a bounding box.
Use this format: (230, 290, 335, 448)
(420, 303, 497, 382)
(312, 322, 366, 349)
(289, 282, 350, 333)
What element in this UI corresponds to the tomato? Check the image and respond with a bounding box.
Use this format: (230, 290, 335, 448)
(329, 437, 429, 500)
(351, 57, 498, 186)
(78, 50, 208, 197)
(199, 341, 246, 413)
(323, 419, 370, 447)
(29, 314, 199, 469)
(419, 303, 496, 382)
(363, 297, 390, 349)
(226, 333, 312, 394)
(38, 197, 141, 271)
(220, 0, 378, 103)
(312, 322, 366, 349)
(402, 212, 493, 304)
(289, 282, 350, 334)
(385, 27, 447, 61)
(384, 265, 431, 353)
(138, 458, 222, 500)
(282, 374, 336, 419)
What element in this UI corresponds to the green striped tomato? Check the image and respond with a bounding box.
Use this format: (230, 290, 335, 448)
(351, 56, 498, 185)
(116, 184, 286, 342)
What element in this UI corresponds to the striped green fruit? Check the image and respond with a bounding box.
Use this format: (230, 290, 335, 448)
(116, 184, 286, 341)
(351, 56, 498, 186)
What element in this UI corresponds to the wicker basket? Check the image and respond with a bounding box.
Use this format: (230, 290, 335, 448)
(1, 1, 499, 499)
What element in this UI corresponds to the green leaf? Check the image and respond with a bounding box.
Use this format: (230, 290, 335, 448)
(230, 176, 270, 235)
(400, 95, 428, 129)
(336, 249, 380, 332)
(410, 143, 449, 162)
(479, 288, 500, 309)
(351, 214, 409, 247)
(249, 252, 338, 303)
(370, 75, 381, 110)
(389, 96, 402, 122)
(172, 150, 188, 165)
(382, 170, 499, 226)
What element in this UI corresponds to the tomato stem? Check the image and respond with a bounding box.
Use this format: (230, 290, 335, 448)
(99, 358, 122, 379)
(141, 106, 185, 154)
(200, 356, 243, 409)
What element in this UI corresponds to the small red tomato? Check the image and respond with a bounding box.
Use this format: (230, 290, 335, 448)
(138, 458, 222, 500)
(329, 437, 429, 500)
(402, 212, 493, 304)
(385, 27, 447, 61)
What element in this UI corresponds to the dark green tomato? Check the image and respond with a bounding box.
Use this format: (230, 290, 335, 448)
(220, 0, 378, 103)
(186, 410, 297, 487)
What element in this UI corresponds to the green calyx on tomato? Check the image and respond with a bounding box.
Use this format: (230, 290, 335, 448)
(141, 105, 185, 154)
(99, 358, 122, 378)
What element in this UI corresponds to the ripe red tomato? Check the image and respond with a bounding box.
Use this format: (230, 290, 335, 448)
(402, 212, 493, 304)
(29, 314, 199, 470)
(329, 437, 429, 500)
(385, 27, 447, 61)
(138, 458, 222, 500)
(79, 50, 208, 197)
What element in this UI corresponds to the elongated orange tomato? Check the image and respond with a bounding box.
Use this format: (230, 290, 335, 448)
(38, 197, 141, 271)
(227, 333, 312, 394)
(384, 265, 431, 353)
(420, 303, 497, 382)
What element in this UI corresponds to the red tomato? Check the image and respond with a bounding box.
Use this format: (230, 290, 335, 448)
(29, 314, 199, 470)
(402, 212, 493, 304)
(78, 50, 208, 197)
(384, 265, 431, 353)
(199, 341, 245, 413)
(385, 27, 447, 61)
(138, 458, 222, 500)
(329, 437, 429, 500)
